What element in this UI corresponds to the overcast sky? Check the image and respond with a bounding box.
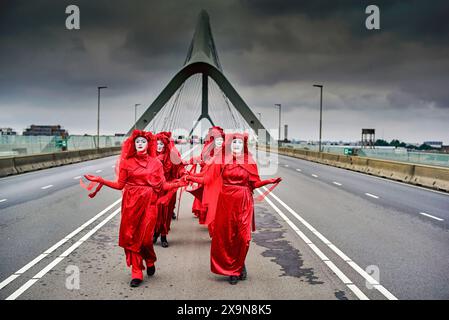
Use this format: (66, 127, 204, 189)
(1, 0, 448, 143)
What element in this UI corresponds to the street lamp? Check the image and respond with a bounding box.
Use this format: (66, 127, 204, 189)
(274, 104, 281, 142)
(97, 86, 108, 149)
(313, 84, 323, 152)
(134, 104, 141, 130)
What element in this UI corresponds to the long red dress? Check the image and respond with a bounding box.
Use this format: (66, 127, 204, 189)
(154, 132, 186, 238)
(100, 154, 169, 279)
(82, 130, 185, 281)
(210, 163, 268, 276)
(188, 132, 280, 278)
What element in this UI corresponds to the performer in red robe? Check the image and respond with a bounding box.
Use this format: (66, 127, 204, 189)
(186, 133, 281, 285)
(153, 131, 186, 248)
(188, 126, 225, 229)
(82, 130, 186, 287)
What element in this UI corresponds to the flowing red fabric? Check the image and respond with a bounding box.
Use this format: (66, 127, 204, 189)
(188, 126, 225, 225)
(207, 132, 280, 276)
(81, 130, 163, 276)
(154, 131, 185, 236)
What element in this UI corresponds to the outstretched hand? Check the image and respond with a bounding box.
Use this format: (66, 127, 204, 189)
(272, 177, 282, 184)
(84, 174, 102, 183)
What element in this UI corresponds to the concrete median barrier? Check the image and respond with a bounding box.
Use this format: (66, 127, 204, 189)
(0, 157, 18, 176)
(0, 146, 121, 178)
(259, 145, 449, 193)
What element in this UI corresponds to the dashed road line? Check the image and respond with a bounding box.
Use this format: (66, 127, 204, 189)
(95, 170, 103, 173)
(419, 212, 444, 221)
(333, 182, 342, 186)
(312, 174, 318, 178)
(365, 193, 379, 199)
(296, 169, 302, 172)
(41, 185, 53, 190)
(0, 199, 7, 203)
(73, 176, 82, 180)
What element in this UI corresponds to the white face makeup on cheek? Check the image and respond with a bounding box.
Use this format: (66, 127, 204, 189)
(157, 140, 165, 153)
(135, 137, 148, 153)
(231, 138, 244, 154)
(215, 137, 224, 148)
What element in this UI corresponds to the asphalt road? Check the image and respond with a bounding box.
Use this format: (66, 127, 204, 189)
(0, 145, 448, 299)
(268, 153, 449, 299)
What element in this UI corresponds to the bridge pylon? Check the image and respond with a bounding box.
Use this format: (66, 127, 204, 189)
(128, 10, 273, 143)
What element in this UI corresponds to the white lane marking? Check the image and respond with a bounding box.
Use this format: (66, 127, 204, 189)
(365, 193, 379, 199)
(419, 212, 444, 221)
(257, 190, 369, 300)
(296, 169, 302, 172)
(275, 152, 449, 197)
(333, 182, 342, 186)
(95, 170, 102, 173)
(73, 176, 82, 180)
(284, 164, 289, 167)
(262, 187, 398, 300)
(1, 146, 196, 295)
(111, 165, 115, 168)
(41, 185, 53, 190)
(312, 174, 318, 178)
(0, 198, 121, 291)
(6, 207, 121, 300)
(0, 199, 7, 203)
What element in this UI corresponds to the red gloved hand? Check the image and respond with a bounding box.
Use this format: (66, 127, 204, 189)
(84, 174, 103, 183)
(271, 177, 282, 184)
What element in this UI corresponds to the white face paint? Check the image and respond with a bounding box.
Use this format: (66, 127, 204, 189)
(231, 138, 244, 154)
(157, 140, 165, 153)
(135, 137, 148, 153)
(214, 137, 224, 148)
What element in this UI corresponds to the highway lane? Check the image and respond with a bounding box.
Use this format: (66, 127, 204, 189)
(1, 144, 448, 299)
(268, 153, 449, 299)
(0, 143, 360, 300)
(0, 155, 121, 281)
(276, 154, 449, 228)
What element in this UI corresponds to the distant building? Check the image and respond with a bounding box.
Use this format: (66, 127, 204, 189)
(0, 128, 17, 135)
(423, 141, 443, 149)
(23, 125, 68, 136)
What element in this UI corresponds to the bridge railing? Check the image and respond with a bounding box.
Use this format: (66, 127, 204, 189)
(281, 143, 449, 168)
(0, 135, 126, 157)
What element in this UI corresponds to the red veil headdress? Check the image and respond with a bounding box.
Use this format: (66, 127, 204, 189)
(81, 130, 156, 197)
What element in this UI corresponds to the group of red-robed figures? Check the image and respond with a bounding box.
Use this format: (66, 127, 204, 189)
(81, 126, 281, 287)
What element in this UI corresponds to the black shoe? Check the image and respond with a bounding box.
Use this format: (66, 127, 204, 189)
(239, 265, 247, 280)
(161, 236, 169, 248)
(153, 233, 159, 244)
(130, 278, 142, 287)
(228, 276, 238, 285)
(172, 212, 177, 220)
(147, 265, 156, 277)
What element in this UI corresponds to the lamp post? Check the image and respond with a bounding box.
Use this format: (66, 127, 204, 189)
(97, 86, 107, 149)
(274, 104, 281, 142)
(313, 84, 323, 152)
(134, 103, 141, 130)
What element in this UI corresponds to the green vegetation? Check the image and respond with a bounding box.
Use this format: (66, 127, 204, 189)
(374, 139, 434, 150)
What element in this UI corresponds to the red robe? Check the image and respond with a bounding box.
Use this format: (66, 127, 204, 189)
(100, 154, 171, 272)
(155, 150, 186, 236)
(210, 163, 259, 276)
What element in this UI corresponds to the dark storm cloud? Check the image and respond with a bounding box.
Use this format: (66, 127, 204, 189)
(0, 0, 448, 142)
